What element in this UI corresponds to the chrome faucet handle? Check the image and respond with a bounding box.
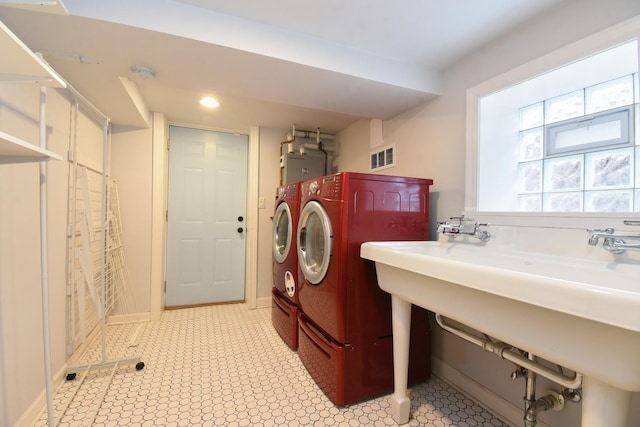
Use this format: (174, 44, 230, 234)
(437, 219, 462, 235)
(474, 228, 491, 242)
(602, 238, 627, 255)
(587, 227, 614, 234)
(448, 216, 462, 225)
(472, 222, 490, 242)
(587, 224, 640, 253)
(436, 221, 450, 233)
(587, 227, 615, 246)
(450, 215, 475, 229)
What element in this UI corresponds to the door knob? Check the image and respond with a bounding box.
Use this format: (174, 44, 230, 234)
(237, 227, 244, 233)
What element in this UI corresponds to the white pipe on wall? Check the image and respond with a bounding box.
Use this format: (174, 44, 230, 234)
(301, 142, 336, 152)
(287, 130, 336, 141)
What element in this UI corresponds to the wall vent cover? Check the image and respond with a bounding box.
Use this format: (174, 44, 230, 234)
(370, 144, 396, 171)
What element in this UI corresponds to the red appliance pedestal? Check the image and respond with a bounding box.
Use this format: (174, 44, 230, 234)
(298, 305, 431, 405)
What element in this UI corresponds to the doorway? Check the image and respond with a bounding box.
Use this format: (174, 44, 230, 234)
(165, 126, 249, 307)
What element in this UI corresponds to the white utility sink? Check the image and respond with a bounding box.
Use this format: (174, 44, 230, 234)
(360, 241, 640, 427)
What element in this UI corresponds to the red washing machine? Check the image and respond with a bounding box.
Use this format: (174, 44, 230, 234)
(296, 172, 433, 405)
(271, 182, 302, 350)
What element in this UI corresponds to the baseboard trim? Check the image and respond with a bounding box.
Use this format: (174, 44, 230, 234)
(432, 357, 550, 427)
(255, 296, 271, 309)
(15, 363, 68, 427)
(106, 312, 151, 325)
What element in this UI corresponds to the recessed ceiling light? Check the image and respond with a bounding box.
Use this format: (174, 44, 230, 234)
(200, 97, 219, 108)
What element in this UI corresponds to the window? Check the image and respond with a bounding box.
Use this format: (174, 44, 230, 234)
(516, 76, 636, 213)
(470, 35, 640, 214)
(545, 106, 632, 156)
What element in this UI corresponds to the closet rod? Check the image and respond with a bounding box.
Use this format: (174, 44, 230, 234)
(65, 81, 110, 123)
(33, 53, 108, 123)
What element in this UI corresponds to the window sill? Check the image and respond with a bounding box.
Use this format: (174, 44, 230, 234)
(463, 210, 640, 230)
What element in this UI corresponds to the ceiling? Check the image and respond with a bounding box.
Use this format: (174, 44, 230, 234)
(0, 0, 566, 133)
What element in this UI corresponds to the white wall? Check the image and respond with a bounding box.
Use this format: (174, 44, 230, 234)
(337, 0, 640, 425)
(110, 125, 154, 316)
(335, 119, 372, 173)
(256, 127, 287, 304)
(0, 84, 72, 426)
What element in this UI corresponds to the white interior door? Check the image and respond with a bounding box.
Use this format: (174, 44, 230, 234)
(166, 126, 248, 307)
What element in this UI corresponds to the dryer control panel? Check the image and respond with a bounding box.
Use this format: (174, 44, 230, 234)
(322, 174, 343, 199)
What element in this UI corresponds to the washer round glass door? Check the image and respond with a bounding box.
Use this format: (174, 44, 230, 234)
(297, 200, 332, 284)
(272, 202, 292, 263)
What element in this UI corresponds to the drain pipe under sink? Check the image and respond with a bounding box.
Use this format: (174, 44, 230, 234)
(522, 353, 566, 426)
(435, 314, 582, 425)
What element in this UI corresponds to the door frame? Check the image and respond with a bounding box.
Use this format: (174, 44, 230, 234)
(149, 114, 259, 319)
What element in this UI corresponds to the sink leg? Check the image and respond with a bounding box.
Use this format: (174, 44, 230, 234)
(390, 295, 412, 425)
(582, 376, 631, 427)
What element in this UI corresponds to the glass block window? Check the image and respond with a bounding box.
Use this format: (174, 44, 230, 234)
(636, 147, 640, 187)
(585, 148, 633, 190)
(636, 104, 640, 145)
(519, 194, 542, 212)
(519, 128, 543, 161)
(517, 73, 639, 212)
(585, 75, 634, 114)
(544, 155, 583, 192)
(545, 90, 584, 124)
(520, 102, 544, 130)
(544, 192, 583, 212)
(518, 161, 542, 193)
(585, 190, 632, 212)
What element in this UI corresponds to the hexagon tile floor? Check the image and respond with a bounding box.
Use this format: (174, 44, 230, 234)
(36, 303, 509, 427)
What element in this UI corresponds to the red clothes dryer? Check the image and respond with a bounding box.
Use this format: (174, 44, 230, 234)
(271, 182, 302, 350)
(296, 172, 433, 405)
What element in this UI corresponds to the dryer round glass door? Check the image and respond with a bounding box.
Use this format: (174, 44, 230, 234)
(297, 200, 332, 284)
(272, 202, 292, 263)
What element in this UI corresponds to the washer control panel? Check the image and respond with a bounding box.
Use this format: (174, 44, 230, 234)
(302, 173, 343, 200)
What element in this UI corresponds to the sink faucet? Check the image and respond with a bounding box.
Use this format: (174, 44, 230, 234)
(587, 227, 615, 246)
(437, 215, 491, 242)
(587, 220, 640, 254)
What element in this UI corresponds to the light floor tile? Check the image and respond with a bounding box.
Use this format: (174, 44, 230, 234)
(36, 304, 508, 426)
